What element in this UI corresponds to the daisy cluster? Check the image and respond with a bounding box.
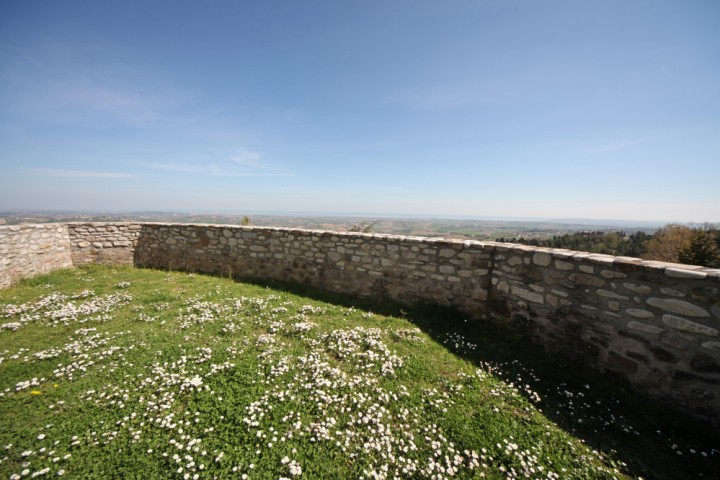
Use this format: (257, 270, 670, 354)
(1, 269, 714, 479)
(1, 290, 132, 331)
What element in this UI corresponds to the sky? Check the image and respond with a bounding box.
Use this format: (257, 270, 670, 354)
(1, 0, 719, 222)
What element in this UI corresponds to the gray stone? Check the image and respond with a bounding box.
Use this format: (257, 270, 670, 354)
(664, 267, 707, 279)
(579, 265, 594, 274)
(662, 315, 719, 336)
(532, 252, 552, 267)
(647, 298, 710, 317)
(627, 321, 665, 334)
(660, 287, 685, 297)
(702, 341, 720, 352)
(555, 260, 574, 270)
(601, 270, 627, 279)
(597, 289, 629, 300)
(661, 336, 686, 350)
(626, 308, 655, 319)
(511, 285, 544, 304)
(568, 273, 605, 287)
(623, 283, 652, 294)
(438, 248, 456, 258)
(507, 256, 523, 266)
(587, 255, 615, 265)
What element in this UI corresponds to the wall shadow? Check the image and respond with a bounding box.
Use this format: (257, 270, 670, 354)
(232, 273, 719, 480)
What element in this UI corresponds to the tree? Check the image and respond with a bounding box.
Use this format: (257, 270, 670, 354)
(641, 224, 693, 263)
(348, 220, 377, 233)
(678, 229, 720, 268)
(241, 216, 251, 226)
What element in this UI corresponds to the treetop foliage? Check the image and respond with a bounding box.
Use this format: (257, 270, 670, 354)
(497, 224, 720, 268)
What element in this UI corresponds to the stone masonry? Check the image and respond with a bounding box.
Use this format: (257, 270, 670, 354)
(1, 222, 719, 423)
(68, 222, 142, 265)
(0, 224, 72, 289)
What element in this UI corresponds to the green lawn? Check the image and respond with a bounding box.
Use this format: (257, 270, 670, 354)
(0, 266, 717, 479)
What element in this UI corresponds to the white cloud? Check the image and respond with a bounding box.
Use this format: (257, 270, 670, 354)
(230, 149, 263, 167)
(140, 162, 294, 177)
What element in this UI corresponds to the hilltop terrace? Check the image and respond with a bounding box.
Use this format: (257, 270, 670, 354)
(1, 222, 719, 425)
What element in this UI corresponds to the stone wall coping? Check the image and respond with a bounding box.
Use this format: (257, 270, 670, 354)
(0, 223, 68, 231)
(3, 222, 719, 279)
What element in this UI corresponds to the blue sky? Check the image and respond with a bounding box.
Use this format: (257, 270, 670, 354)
(1, 0, 719, 222)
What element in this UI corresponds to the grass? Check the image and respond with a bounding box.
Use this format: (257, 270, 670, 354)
(0, 265, 717, 479)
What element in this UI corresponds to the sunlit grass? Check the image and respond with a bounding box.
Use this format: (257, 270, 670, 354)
(0, 265, 717, 479)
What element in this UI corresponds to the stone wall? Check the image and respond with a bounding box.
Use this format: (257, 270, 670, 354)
(67, 222, 142, 265)
(1, 221, 719, 422)
(488, 243, 720, 420)
(0, 224, 72, 288)
(133, 224, 494, 318)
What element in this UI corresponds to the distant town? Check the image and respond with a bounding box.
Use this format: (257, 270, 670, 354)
(0, 210, 662, 241)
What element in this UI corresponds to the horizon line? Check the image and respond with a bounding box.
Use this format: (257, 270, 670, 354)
(2, 208, 715, 227)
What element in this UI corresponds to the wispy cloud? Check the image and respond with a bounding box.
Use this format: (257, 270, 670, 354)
(32, 169, 137, 178)
(1, 42, 187, 126)
(54, 87, 155, 123)
(140, 162, 294, 177)
(230, 148, 263, 168)
(230, 148, 293, 174)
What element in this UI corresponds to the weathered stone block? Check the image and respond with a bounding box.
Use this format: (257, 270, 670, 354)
(438, 248, 456, 258)
(647, 298, 710, 317)
(511, 285, 544, 304)
(555, 260, 574, 270)
(568, 273, 605, 287)
(532, 252, 551, 267)
(508, 256, 523, 266)
(660, 287, 685, 297)
(662, 315, 718, 336)
(497, 281, 510, 294)
(626, 308, 655, 319)
(665, 267, 707, 279)
(597, 289, 628, 300)
(601, 269, 627, 279)
(627, 321, 664, 335)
